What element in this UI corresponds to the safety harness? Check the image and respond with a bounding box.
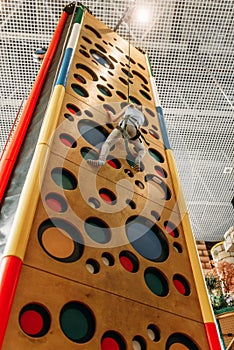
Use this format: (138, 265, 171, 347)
(116, 114, 150, 146)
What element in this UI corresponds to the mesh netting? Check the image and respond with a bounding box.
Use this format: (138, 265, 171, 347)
(0, 0, 233, 242)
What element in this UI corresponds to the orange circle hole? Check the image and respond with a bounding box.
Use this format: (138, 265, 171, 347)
(41, 227, 74, 259)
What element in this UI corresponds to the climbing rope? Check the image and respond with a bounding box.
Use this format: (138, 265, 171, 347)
(127, 20, 131, 104)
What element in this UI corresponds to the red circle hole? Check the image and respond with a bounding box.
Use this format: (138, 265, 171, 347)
(173, 274, 190, 296)
(119, 251, 139, 273)
(99, 188, 116, 205)
(19, 304, 50, 337)
(45, 193, 67, 212)
(20, 310, 43, 336)
(59, 133, 77, 148)
(101, 331, 126, 350)
(102, 337, 120, 350)
(120, 256, 134, 272)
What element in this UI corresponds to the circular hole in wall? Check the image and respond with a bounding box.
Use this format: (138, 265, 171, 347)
(149, 148, 164, 163)
(51, 168, 77, 190)
(107, 83, 114, 89)
(90, 49, 114, 69)
(164, 221, 179, 238)
(97, 95, 105, 101)
(101, 331, 126, 350)
(137, 63, 146, 70)
(109, 54, 118, 63)
(97, 84, 112, 96)
(66, 103, 82, 116)
(126, 216, 169, 262)
(84, 109, 93, 118)
(132, 70, 148, 84)
(88, 197, 100, 209)
(86, 259, 100, 274)
(79, 49, 90, 58)
(124, 169, 134, 178)
(45, 193, 68, 212)
(72, 84, 89, 97)
(125, 55, 136, 64)
(99, 188, 117, 205)
(140, 89, 152, 100)
(166, 333, 199, 350)
(19, 303, 51, 337)
(59, 133, 77, 148)
(173, 242, 183, 253)
(149, 129, 159, 140)
(103, 103, 116, 114)
(102, 252, 115, 266)
(80, 45, 87, 51)
(119, 77, 128, 85)
(60, 301, 95, 343)
(80, 147, 99, 161)
(152, 125, 158, 131)
(116, 91, 127, 100)
(141, 84, 150, 92)
(145, 108, 155, 118)
(147, 324, 161, 342)
(64, 113, 74, 121)
(107, 157, 121, 169)
(135, 180, 144, 189)
(144, 267, 169, 297)
(78, 120, 109, 149)
(95, 43, 107, 53)
(119, 251, 139, 273)
(151, 210, 160, 221)
(132, 336, 146, 350)
(173, 274, 191, 296)
(144, 175, 171, 201)
(76, 63, 98, 81)
(121, 67, 133, 78)
(155, 165, 167, 178)
(84, 24, 102, 38)
(82, 36, 92, 44)
(38, 218, 84, 262)
(85, 217, 111, 244)
(74, 73, 86, 84)
(129, 96, 141, 105)
(116, 46, 124, 53)
(126, 199, 136, 209)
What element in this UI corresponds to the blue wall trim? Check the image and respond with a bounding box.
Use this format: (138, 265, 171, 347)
(56, 47, 73, 87)
(156, 106, 171, 150)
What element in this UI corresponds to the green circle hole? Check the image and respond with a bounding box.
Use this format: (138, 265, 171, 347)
(60, 302, 95, 343)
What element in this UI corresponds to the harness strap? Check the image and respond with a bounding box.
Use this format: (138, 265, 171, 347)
(116, 124, 150, 146)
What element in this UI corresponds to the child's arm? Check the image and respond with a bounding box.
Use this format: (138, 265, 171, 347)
(106, 104, 133, 122)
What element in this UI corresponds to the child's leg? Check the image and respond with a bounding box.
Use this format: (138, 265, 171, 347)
(133, 139, 146, 171)
(87, 129, 122, 167)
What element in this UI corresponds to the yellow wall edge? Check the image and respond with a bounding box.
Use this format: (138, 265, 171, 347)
(165, 148, 216, 323)
(3, 85, 65, 260)
(165, 149, 187, 215)
(182, 213, 216, 323)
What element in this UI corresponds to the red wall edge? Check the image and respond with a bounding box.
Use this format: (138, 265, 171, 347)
(0, 256, 22, 349)
(0, 10, 68, 204)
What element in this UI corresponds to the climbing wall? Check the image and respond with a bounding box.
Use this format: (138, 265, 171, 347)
(2, 6, 220, 350)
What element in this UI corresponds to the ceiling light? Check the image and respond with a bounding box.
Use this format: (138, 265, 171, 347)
(223, 167, 233, 174)
(134, 6, 151, 23)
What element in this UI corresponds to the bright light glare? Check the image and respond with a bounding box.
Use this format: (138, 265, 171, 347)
(135, 6, 151, 23)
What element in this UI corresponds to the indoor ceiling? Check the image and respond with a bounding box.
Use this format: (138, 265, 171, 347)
(0, 0, 233, 246)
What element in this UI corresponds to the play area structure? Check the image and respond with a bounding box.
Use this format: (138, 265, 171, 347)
(0, 3, 223, 349)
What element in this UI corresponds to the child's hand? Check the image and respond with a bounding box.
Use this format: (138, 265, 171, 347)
(106, 110, 113, 119)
